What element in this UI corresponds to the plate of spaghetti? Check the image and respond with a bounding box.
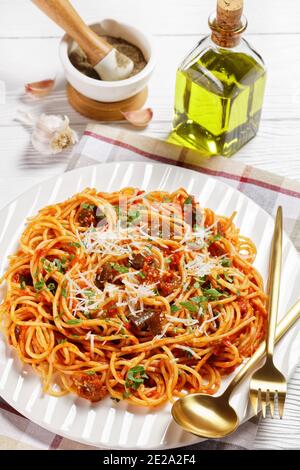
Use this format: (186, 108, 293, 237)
(0, 161, 300, 449)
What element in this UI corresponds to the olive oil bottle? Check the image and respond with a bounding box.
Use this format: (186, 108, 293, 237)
(172, 0, 266, 157)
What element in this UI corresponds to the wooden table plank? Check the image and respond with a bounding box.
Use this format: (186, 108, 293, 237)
(1, 34, 300, 122)
(0, 0, 299, 37)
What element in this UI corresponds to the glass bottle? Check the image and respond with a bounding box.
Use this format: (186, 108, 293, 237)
(172, 0, 267, 157)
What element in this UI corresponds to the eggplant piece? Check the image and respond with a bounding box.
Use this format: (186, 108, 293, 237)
(78, 205, 106, 227)
(19, 271, 33, 286)
(129, 253, 145, 270)
(72, 373, 107, 402)
(130, 309, 162, 336)
(95, 263, 116, 290)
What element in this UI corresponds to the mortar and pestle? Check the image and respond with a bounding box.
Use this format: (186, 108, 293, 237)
(32, 0, 155, 120)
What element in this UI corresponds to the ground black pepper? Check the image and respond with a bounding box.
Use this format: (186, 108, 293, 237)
(69, 35, 147, 80)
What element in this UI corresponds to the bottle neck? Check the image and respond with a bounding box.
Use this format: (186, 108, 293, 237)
(209, 12, 247, 48)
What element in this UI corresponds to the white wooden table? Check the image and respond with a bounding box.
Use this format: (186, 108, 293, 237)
(0, 0, 300, 450)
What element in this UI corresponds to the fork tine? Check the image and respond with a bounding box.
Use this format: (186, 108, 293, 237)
(265, 390, 270, 416)
(250, 389, 259, 415)
(260, 389, 267, 418)
(277, 392, 286, 419)
(268, 390, 275, 418)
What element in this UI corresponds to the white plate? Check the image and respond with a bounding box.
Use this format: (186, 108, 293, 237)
(0, 161, 300, 450)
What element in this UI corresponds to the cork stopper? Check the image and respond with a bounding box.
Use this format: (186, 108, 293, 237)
(210, 0, 245, 47)
(217, 0, 243, 30)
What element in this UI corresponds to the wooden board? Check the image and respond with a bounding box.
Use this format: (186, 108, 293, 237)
(67, 84, 148, 121)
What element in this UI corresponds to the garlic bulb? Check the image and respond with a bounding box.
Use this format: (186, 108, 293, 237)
(32, 114, 78, 154)
(16, 111, 78, 155)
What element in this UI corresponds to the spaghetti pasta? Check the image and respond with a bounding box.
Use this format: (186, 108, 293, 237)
(0, 187, 267, 406)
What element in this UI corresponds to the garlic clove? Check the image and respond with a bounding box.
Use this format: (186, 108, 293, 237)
(121, 108, 153, 127)
(25, 79, 55, 98)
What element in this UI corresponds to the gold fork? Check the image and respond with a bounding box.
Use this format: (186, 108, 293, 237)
(249, 206, 287, 419)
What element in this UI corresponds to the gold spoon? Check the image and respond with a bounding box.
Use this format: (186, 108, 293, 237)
(172, 298, 300, 439)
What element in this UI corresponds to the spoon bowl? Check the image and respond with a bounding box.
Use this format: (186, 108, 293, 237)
(172, 393, 239, 439)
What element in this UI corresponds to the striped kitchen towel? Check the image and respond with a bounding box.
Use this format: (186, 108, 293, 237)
(1, 124, 300, 450)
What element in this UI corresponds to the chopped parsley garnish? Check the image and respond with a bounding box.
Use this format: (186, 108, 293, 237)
(170, 304, 180, 313)
(68, 242, 81, 248)
(221, 258, 232, 267)
(125, 365, 148, 391)
(195, 276, 207, 286)
(42, 257, 66, 273)
(166, 258, 172, 264)
(82, 203, 96, 211)
(58, 339, 67, 344)
(66, 319, 82, 325)
(202, 288, 224, 300)
(53, 258, 63, 273)
(85, 370, 96, 375)
(41, 258, 51, 273)
(20, 280, 26, 290)
(61, 287, 67, 298)
(138, 272, 146, 279)
(83, 311, 92, 319)
(210, 233, 221, 243)
(224, 272, 233, 283)
(184, 196, 193, 205)
(179, 301, 199, 313)
(69, 254, 75, 262)
(34, 280, 45, 292)
(123, 390, 131, 399)
(111, 263, 129, 274)
(127, 210, 140, 224)
(190, 296, 208, 304)
(193, 282, 200, 289)
(83, 289, 94, 298)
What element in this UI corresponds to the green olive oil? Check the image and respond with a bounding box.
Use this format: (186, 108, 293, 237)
(171, 1, 267, 157)
(173, 48, 266, 157)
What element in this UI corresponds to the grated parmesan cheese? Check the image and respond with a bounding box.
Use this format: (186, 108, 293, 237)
(174, 345, 202, 359)
(185, 254, 221, 278)
(85, 331, 95, 357)
(165, 315, 199, 326)
(198, 311, 221, 335)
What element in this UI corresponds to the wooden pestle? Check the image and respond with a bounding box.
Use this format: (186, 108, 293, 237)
(32, 0, 134, 80)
